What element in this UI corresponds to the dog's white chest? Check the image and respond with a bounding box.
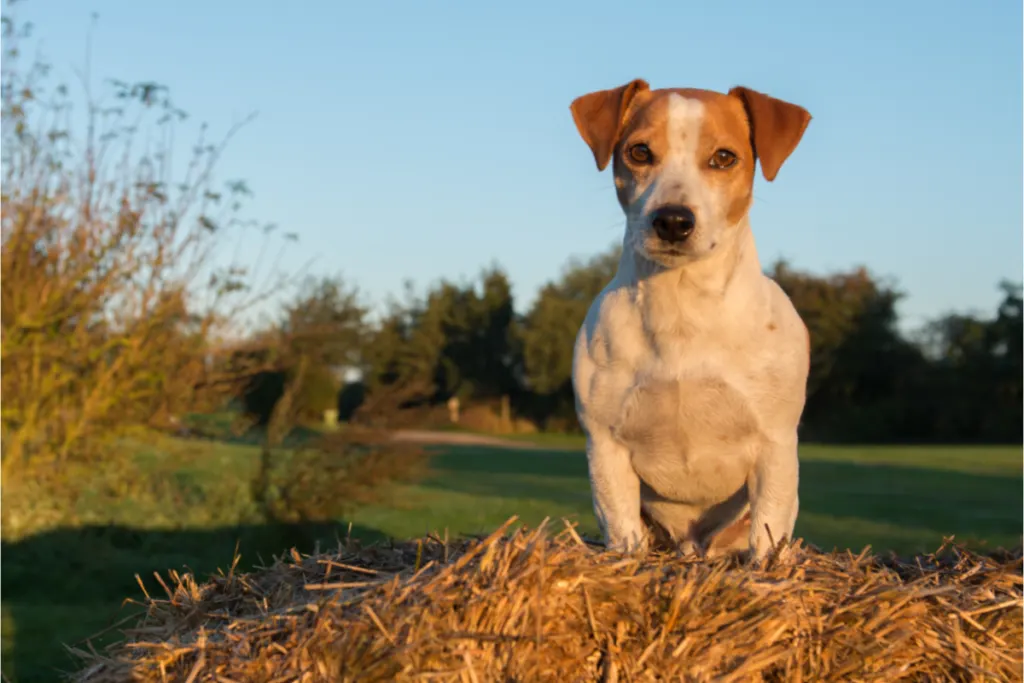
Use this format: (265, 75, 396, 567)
(576, 290, 769, 506)
(619, 367, 761, 501)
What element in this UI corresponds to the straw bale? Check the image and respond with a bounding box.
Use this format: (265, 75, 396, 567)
(71, 517, 1023, 682)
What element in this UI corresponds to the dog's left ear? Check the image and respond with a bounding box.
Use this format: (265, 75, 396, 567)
(570, 79, 650, 172)
(729, 86, 811, 182)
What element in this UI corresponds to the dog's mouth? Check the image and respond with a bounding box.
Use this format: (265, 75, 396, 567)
(649, 245, 686, 258)
(634, 224, 720, 264)
(634, 244, 692, 270)
(625, 218, 705, 264)
(639, 233, 691, 259)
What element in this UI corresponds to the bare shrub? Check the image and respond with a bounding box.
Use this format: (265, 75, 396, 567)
(455, 403, 499, 433)
(259, 427, 426, 525)
(0, 8, 292, 473)
(350, 377, 439, 431)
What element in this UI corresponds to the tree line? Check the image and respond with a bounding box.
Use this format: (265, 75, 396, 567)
(244, 246, 1022, 445)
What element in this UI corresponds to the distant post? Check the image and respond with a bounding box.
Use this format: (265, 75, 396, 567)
(447, 396, 461, 424)
(500, 395, 511, 433)
(323, 409, 339, 429)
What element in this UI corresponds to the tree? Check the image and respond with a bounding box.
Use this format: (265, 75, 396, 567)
(241, 275, 367, 426)
(520, 244, 621, 428)
(361, 266, 521, 414)
(282, 275, 367, 369)
(440, 265, 520, 401)
(768, 261, 928, 441)
(361, 281, 448, 402)
(918, 281, 1022, 442)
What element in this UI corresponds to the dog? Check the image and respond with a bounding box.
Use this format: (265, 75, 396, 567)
(569, 80, 812, 562)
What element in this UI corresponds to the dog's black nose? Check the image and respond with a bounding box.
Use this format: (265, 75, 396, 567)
(651, 206, 696, 243)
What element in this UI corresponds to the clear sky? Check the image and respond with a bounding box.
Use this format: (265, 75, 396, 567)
(19, 0, 1024, 330)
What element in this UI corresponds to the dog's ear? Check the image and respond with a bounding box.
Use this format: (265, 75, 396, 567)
(570, 79, 650, 171)
(728, 86, 811, 182)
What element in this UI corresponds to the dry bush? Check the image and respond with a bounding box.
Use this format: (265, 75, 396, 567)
(256, 427, 427, 525)
(351, 378, 440, 431)
(511, 417, 538, 434)
(249, 371, 431, 526)
(71, 518, 1023, 682)
(458, 403, 508, 433)
(0, 9, 291, 472)
(458, 403, 539, 435)
(539, 415, 580, 434)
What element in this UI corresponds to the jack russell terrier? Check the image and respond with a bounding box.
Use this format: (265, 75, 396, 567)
(569, 80, 812, 562)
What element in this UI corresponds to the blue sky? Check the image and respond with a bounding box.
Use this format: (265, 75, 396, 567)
(20, 0, 1024, 330)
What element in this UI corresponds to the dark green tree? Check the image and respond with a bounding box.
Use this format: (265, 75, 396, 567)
(243, 275, 367, 425)
(919, 281, 1022, 442)
(768, 261, 928, 441)
(361, 266, 520, 411)
(520, 244, 621, 428)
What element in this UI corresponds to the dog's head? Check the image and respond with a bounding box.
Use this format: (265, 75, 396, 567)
(570, 81, 810, 267)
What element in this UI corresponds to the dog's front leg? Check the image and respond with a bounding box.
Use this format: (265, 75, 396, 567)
(747, 438, 800, 562)
(586, 428, 647, 553)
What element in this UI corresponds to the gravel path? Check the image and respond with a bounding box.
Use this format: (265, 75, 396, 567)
(391, 429, 543, 450)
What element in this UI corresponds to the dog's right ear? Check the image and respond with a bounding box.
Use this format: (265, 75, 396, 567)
(570, 79, 649, 172)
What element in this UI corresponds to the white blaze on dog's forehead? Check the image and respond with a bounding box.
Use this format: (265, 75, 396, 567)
(645, 94, 706, 204)
(665, 94, 706, 158)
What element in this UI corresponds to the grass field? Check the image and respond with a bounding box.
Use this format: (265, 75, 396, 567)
(2, 434, 1021, 682)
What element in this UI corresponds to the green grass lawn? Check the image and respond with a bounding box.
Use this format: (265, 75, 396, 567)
(351, 440, 1023, 553)
(2, 434, 1021, 682)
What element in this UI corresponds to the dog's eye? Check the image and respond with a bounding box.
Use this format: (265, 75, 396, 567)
(628, 143, 653, 164)
(709, 149, 738, 169)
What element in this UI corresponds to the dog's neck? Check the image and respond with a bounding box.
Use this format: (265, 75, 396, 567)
(617, 217, 762, 298)
(612, 217, 765, 339)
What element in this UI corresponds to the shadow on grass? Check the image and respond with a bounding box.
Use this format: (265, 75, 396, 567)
(1, 521, 387, 683)
(421, 445, 1023, 553)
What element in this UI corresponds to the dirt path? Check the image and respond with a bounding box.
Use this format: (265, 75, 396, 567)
(391, 429, 543, 450)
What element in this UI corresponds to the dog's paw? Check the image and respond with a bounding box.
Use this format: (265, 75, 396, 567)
(748, 538, 800, 569)
(605, 529, 650, 556)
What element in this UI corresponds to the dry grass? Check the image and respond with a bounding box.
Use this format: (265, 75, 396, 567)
(71, 517, 1022, 682)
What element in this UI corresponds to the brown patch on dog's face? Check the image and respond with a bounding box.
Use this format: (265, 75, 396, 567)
(692, 92, 757, 226)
